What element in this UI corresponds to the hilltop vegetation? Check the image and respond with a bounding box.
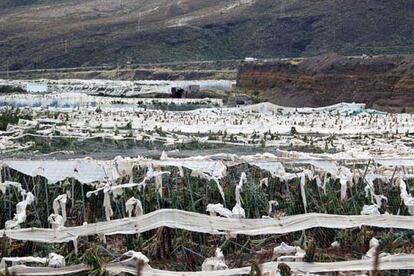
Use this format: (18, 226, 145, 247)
(0, 0, 413, 69)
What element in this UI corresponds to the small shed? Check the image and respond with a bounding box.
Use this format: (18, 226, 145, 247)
(233, 95, 253, 105)
(27, 83, 48, 93)
(187, 84, 200, 93)
(171, 87, 184, 98)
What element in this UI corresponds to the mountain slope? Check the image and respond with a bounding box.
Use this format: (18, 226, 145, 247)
(237, 53, 414, 112)
(1, 0, 413, 70)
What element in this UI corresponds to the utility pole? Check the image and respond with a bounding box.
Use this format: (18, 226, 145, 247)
(64, 40, 68, 53)
(137, 12, 141, 32)
(333, 1, 336, 44)
(6, 60, 9, 79)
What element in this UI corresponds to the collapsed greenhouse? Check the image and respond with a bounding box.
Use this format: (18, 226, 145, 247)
(0, 83, 413, 275)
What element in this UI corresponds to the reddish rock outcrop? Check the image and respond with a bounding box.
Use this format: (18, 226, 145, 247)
(237, 54, 414, 112)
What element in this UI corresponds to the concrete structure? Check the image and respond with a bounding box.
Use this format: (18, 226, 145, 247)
(171, 85, 201, 98)
(187, 85, 200, 93)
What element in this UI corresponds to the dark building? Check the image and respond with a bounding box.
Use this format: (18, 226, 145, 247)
(171, 87, 185, 98)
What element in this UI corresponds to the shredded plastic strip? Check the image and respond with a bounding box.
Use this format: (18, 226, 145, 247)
(6, 254, 414, 275)
(104, 254, 414, 275)
(7, 264, 89, 275)
(1, 209, 414, 244)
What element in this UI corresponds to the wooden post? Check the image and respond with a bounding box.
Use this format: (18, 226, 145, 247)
(71, 179, 75, 213)
(45, 180, 49, 215)
(81, 183, 86, 223)
(1, 233, 8, 259)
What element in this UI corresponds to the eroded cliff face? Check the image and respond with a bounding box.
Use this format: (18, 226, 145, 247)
(237, 54, 414, 112)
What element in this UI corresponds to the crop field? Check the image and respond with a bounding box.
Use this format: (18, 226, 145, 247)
(0, 79, 413, 275)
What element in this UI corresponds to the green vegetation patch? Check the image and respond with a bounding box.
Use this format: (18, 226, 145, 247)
(0, 85, 26, 94)
(0, 109, 32, 131)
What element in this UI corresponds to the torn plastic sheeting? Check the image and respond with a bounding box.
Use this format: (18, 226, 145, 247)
(53, 194, 67, 223)
(322, 174, 329, 194)
(113, 156, 134, 179)
(232, 102, 366, 115)
(5, 156, 413, 186)
(48, 214, 65, 229)
(206, 204, 234, 218)
(191, 171, 225, 203)
(5, 191, 35, 229)
(238, 153, 287, 174)
(149, 159, 228, 180)
(268, 200, 278, 215)
(338, 166, 353, 200)
(300, 173, 308, 213)
(314, 175, 325, 194)
(0, 181, 22, 194)
(361, 205, 380, 215)
(120, 250, 149, 267)
(148, 157, 414, 181)
(104, 254, 414, 275)
(47, 253, 66, 268)
(231, 204, 245, 219)
(363, 237, 382, 259)
(86, 166, 170, 198)
(125, 197, 143, 218)
(396, 178, 414, 215)
(259, 177, 268, 187)
(376, 159, 414, 167)
(5, 160, 111, 184)
(247, 161, 285, 177)
(2, 209, 414, 244)
(273, 242, 296, 256)
(232, 172, 246, 219)
(363, 172, 388, 208)
(206, 203, 245, 219)
(103, 190, 114, 221)
(277, 251, 306, 262)
(299, 160, 338, 175)
(87, 181, 140, 198)
(202, 248, 228, 271)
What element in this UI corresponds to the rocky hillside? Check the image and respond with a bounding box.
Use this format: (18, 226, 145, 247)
(237, 54, 414, 112)
(0, 0, 413, 70)
(0, 60, 239, 80)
